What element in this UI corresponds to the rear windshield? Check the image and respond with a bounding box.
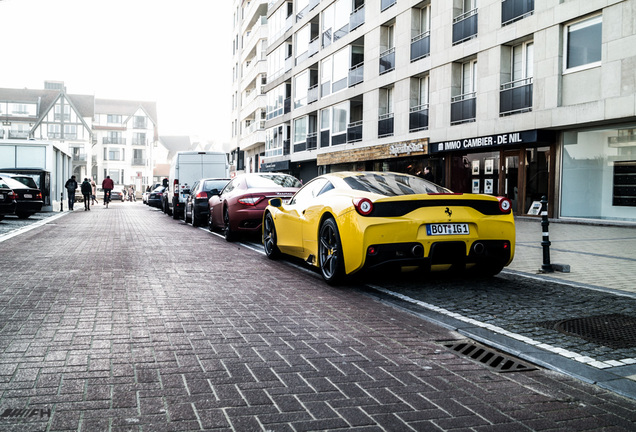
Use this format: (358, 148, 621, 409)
(1, 177, 29, 190)
(11, 176, 38, 188)
(0, 182, 8, 189)
(246, 174, 302, 189)
(203, 180, 229, 191)
(343, 173, 449, 196)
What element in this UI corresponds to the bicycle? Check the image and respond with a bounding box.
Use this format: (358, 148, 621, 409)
(104, 189, 111, 208)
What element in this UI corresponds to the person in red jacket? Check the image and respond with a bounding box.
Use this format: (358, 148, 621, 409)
(102, 176, 114, 205)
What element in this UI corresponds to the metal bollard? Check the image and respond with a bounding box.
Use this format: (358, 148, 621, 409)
(540, 195, 553, 273)
(60, 192, 64, 212)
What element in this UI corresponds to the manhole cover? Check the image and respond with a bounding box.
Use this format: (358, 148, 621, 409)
(537, 314, 636, 349)
(440, 340, 537, 373)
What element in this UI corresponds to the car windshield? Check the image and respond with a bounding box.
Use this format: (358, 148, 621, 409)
(152, 186, 165, 192)
(203, 180, 229, 191)
(1, 176, 29, 190)
(343, 173, 450, 196)
(246, 174, 301, 189)
(7, 176, 38, 188)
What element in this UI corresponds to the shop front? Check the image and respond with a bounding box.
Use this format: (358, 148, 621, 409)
(316, 138, 446, 185)
(430, 130, 556, 217)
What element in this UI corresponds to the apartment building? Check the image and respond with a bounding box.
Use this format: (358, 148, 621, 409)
(258, 0, 636, 223)
(0, 81, 158, 197)
(231, 0, 270, 174)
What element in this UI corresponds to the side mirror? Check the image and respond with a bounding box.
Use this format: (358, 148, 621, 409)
(209, 188, 220, 196)
(269, 198, 282, 207)
(182, 189, 190, 195)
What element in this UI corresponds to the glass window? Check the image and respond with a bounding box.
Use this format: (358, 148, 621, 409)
(332, 102, 348, 135)
(293, 117, 307, 144)
(344, 172, 449, 195)
(294, 71, 308, 108)
(565, 15, 602, 71)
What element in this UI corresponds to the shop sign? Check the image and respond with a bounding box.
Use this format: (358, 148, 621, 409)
(430, 130, 554, 154)
(260, 160, 289, 172)
(389, 142, 425, 156)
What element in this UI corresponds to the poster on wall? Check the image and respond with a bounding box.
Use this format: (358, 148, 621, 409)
(484, 179, 493, 194)
(472, 160, 480, 175)
(472, 179, 480, 193)
(485, 159, 494, 175)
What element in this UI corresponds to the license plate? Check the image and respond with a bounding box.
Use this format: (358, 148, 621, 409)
(24, 194, 32, 199)
(426, 223, 470, 236)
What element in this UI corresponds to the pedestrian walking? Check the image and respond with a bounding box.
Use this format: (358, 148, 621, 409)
(81, 178, 92, 211)
(102, 176, 114, 207)
(64, 175, 78, 211)
(129, 185, 136, 202)
(90, 178, 98, 205)
(423, 166, 434, 182)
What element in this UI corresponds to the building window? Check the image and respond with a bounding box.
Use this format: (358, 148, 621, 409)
(293, 117, 308, 152)
(411, 4, 431, 61)
(54, 104, 71, 121)
(564, 14, 602, 72)
(380, 23, 395, 74)
(48, 124, 61, 139)
(410, 75, 429, 132)
(500, 40, 533, 115)
(379, 86, 394, 137)
(104, 147, 125, 161)
(64, 124, 77, 139)
(451, 59, 477, 124)
(133, 116, 147, 129)
(107, 114, 122, 124)
(453, 0, 478, 45)
(332, 102, 348, 145)
(294, 70, 309, 108)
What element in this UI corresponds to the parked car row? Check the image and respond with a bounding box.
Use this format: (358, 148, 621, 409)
(146, 171, 517, 285)
(0, 173, 44, 221)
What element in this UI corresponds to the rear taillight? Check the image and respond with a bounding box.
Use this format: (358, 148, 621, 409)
(173, 179, 179, 197)
(36, 192, 42, 199)
(8, 191, 18, 200)
(353, 197, 374, 216)
(238, 196, 263, 206)
(497, 197, 512, 213)
(195, 191, 207, 199)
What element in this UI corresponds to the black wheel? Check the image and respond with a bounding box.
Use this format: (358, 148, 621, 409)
(172, 200, 179, 219)
(263, 212, 280, 259)
(223, 207, 235, 242)
(318, 218, 345, 284)
(208, 210, 215, 232)
(191, 208, 199, 227)
(184, 205, 191, 223)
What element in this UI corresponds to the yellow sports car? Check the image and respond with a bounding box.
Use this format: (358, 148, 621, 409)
(262, 171, 515, 284)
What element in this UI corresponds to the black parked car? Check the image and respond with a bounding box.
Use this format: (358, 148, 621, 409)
(0, 179, 17, 222)
(0, 175, 43, 219)
(184, 178, 230, 227)
(147, 186, 166, 209)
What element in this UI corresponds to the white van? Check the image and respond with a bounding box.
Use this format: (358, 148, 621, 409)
(164, 151, 229, 219)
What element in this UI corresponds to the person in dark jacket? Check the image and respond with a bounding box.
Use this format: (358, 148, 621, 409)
(64, 175, 78, 211)
(81, 178, 92, 211)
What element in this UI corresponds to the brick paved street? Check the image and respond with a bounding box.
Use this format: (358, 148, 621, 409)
(1, 203, 636, 431)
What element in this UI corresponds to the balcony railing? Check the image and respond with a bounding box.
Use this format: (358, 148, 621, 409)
(452, 9, 478, 45)
(381, 0, 396, 12)
(133, 121, 147, 129)
(350, 4, 365, 31)
(308, 36, 320, 58)
(379, 47, 395, 74)
(451, 93, 476, 125)
(500, 78, 533, 115)
(320, 130, 330, 147)
(284, 97, 291, 114)
(72, 153, 87, 162)
(308, 84, 319, 104)
(307, 132, 318, 150)
(502, 0, 534, 25)
(334, 24, 348, 42)
(244, 120, 266, 136)
(410, 31, 430, 61)
(409, 104, 429, 132)
(9, 131, 29, 139)
(378, 113, 394, 138)
(283, 139, 291, 155)
(347, 121, 363, 143)
(103, 137, 126, 144)
(132, 158, 146, 166)
(294, 140, 307, 153)
(349, 62, 364, 86)
(54, 114, 71, 121)
(132, 138, 148, 146)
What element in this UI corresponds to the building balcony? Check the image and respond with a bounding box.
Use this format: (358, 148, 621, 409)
(133, 121, 147, 129)
(453, 9, 478, 45)
(378, 113, 394, 138)
(500, 78, 533, 116)
(103, 137, 126, 144)
(283, 139, 291, 155)
(411, 32, 430, 62)
(132, 138, 148, 146)
(54, 114, 70, 121)
(379, 48, 395, 74)
(349, 63, 364, 86)
(381, 0, 396, 12)
(320, 130, 330, 147)
(502, 0, 534, 25)
(347, 121, 363, 143)
(308, 36, 320, 58)
(8, 131, 29, 139)
(307, 132, 318, 150)
(409, 104, 429, 132)
(308, 84, 319, 104)
(284, 97, 291, 114)
(72, 153, 87, 162)
(350, 4, 365, 31)
(132, 158, 146, 166)
(451, 93, 476, 125)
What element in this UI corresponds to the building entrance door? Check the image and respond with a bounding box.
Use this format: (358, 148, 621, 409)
(501, 151, 520, 214)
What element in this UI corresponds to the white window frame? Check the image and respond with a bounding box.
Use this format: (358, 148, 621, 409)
(563, 14, 602, 74)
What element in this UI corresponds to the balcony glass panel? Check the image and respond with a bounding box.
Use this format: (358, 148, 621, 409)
(350, 5, 365, 31)
(409, 105, 429, 132)
(308, 85, 319, 104)
(500, 79, 533, 115)
(381, 0, 396, 12)
(284, 97, 291, 114)
(410, 32, 430, 61)
(347, 121, 363, 143)
(502, 0, 534, 25)
(450, 94, 476, 124)
(378, 113, 394, 137)
(307, 132, 318, 150)
(132, 158, 146, 166)
(308, 36, 320, 57)
(320, 130, 330, 147)
(294, 141, 307, 152)
(283, 139, 291, 155)
(349, 63, 364, 87)
(452, 10, 478, 45)
(332, 133, 346, 145)
(379, 48, 395, 74)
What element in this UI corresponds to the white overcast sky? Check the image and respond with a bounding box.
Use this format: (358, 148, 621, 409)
(1, 0, 233, 143)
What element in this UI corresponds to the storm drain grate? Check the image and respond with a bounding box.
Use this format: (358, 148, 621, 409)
(537, 314, 636, 349)
(440, 340, 537, 373)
